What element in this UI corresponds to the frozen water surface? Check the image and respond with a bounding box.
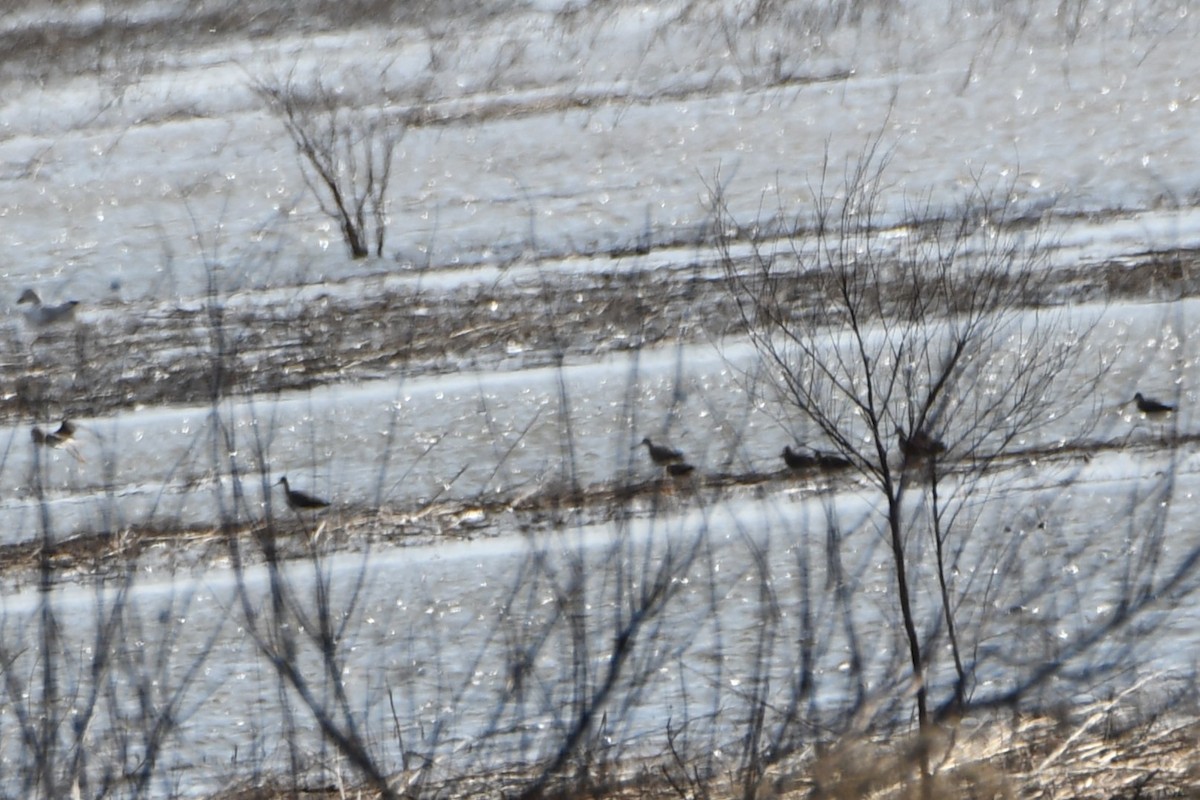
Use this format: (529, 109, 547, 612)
(1, 0, 1200, 794)
(0, 296, 1191, 541)
(4, 442, 1198, 793)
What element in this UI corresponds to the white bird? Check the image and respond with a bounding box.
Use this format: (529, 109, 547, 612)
(17, 289, 79, 326)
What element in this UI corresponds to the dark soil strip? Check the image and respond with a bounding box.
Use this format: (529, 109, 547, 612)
(5, 246, 1198, 425)
(3, 429, 1185, 588)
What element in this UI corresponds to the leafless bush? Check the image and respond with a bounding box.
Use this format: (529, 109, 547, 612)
(708, 133, 1200, 791)
(254, 69, 409, 260)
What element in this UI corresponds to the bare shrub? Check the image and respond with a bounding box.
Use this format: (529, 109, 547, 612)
(700, 126, 1200, 786)
(705, 132, 1200, 786)
(254, 69, 409, 260)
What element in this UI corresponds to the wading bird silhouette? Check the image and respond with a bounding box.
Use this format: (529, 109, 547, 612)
(784, 444, 852, 472)
(815, 451, 852, 470)
(275, 476, 330, 510)
(1133, 392, 1174, 416)
(781, 445, 818, 470)
(638, 437, 684, 465)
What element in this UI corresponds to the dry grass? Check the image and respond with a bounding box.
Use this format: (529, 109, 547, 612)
(6, 245, 1199, 426)
(204, 699, 1200, 799)
(652, 702, 1200, 800)
(764, 701, 1200, 800)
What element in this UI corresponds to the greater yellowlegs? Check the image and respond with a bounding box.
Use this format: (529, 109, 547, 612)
(17, 289, 79, 326)
(815, 451, 852, 470)
(782, 445, 818, 470)
(275, 476, 330, 510)
(1133, 392, 1174, 415)
(784, 445, 852, 471)
(638, 437, 684, 465)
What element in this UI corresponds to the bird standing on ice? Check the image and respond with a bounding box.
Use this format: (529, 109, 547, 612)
(275, 476, 330, 510)
(638, 437, 685, 466)
(1133, 392, 1174, 416)
(17, 289, 79, 327)
(782, 445, 818, 470)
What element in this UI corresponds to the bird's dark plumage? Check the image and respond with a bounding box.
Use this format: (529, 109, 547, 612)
(898, 426, 946, 461)
(782, 445, 817, 470)
(815, 451, 852, 470)
(1134, 392, 1174, 415)
(666, 462, 695, 477)
(784, 445, 851, 471)
(639, 437, 684, 465)
(276, 476, 330, 510)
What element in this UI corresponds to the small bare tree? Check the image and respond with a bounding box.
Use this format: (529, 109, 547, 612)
(255, 69, 405, 259)
(709, 137, 1103, 742)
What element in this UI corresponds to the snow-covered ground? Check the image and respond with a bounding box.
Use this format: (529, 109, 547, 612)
(3, 1, 1200, 301)
(1, 0, 1199, 794)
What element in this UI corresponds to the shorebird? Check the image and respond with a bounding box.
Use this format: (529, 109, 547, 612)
(815, 451, 852, 470)
(31, 420, 84, 462)
(275, 476, 330, 510)
(17, 289, 79, 326)
(784, 445, 852, 472)
(1133, 392, 1174, 415)
(666, 462, 695, 477)
(638, 437, 684, 465)
(898, 426, 946, 461)
(31, 419, 76, 448)
(782, 445, 818, 470)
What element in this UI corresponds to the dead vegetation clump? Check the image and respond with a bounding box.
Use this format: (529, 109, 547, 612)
(203, 701, 1200, 800)
(764, 703, 1200, 800)
(628, 705, 1200, 800)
